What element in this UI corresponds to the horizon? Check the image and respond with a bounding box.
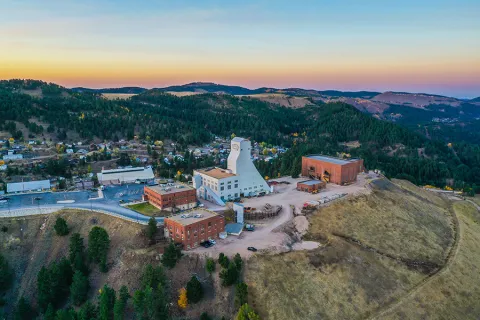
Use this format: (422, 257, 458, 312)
(1, 0, 479, 98)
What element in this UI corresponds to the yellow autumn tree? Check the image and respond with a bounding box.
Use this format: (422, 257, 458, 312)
(178, 288, 188, 309)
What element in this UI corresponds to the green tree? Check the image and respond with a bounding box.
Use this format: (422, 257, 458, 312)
(54, 217, 69, 236)
(98, 285, 116, 320)
(78, 301, 98, 320)
(220, 263, 239, 286)
(44, 304, 56, 320)
(206, 257, 216, 274)
(69, 233, 88, 274)
(113, 285, 129, 320)
(88, 226, 110, 272)
(55, 309, 76, 320)
(233, 253, 243, 271)
(235, 282, 249, 308)
(141, 264, 166, 290)
(0, 253, 13, 293)
(14, 297, 35, 320)
(70, 270, 90, 306)
(162, 242, 180, 269)
(186, 276, 203, 303)
(218, 253, 230, 269)
(235, 303, 260, 320)
(146, 217, 158, 240)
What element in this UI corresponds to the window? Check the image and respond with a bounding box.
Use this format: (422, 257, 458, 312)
(228, 185, 231, 190)
(235, 180, 238, 182)
(234, 184, 238, 188)
(228, 181, 231, 184)
(220, 186, 224, 191)
(235, 193, 238, 197)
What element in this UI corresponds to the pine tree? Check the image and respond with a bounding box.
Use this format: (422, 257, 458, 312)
(70, 270, 90, 306)
(235, 303, 260, 320)
(88, 226, 110, 272)
(233, 253, 243, 271)
(113, 286, 129, 320)
(78, 301, 98, 320)
(220, 263, 239, 286)
(54, 217, 69, 236)
(0, 253, 13, 293)
(162, 242, 179, 269)
(141, 264, 166, 289)
(44, 304, 56, 320)
(146, 217, 158, 240)
(186, 276, 203, 303)
(235, 282, 249, 308)
(206, 257, 216, 274)
(98, 285, 116, 320)
(14, 297, 35, 320)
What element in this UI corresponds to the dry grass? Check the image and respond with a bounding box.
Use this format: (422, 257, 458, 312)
(102, 93, 137, 100)
(166, 91, 203, 97)
(0, 209, 235, 318)
(245, 179, 456, 320)
(238, 93, 313, 108)
(472, 195, 480, 207)
(383, 201, 480, 319)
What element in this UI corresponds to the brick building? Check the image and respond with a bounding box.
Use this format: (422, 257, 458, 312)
(144, 183, 197, 210)
(297, 180, 326, 192)
(164, 209, 225, 250)
(301, 155, 364, 185)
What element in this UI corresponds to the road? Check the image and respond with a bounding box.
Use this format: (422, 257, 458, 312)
(0, 184, 164, 224)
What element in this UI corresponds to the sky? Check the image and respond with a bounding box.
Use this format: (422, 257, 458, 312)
(1, 0, 479, 98)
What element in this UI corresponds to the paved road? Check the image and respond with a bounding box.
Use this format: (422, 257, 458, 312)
(0, 184, 164, 224)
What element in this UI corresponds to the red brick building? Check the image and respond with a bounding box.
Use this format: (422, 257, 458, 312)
(301, 155, 364, 185)
(144, 183, 197, 210)
(297, 180, 326, 192)
(164, 209, 225, 250)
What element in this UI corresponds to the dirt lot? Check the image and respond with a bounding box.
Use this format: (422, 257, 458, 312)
(0, 210, 235, 319)
(244, 179, 457, 320)
(102, 93, 137, 100)
(237, 93, 314, 109)
(194, 173, 375, 257)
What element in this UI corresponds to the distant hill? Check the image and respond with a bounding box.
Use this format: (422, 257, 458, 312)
(470, 97, 480, 103)
(71, 87, 147, 94)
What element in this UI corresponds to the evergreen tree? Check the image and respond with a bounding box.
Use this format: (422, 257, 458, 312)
(218, 253, 230, 269)
(88, 226, 110, 272)
(233, 253, 243, 271)
(78, 301, 98, 320)
(141, 264, 166, 289)
(200, 312, 212, 320)
(220, 263, 239, 286)
(146, 217, 158, 240)
(98, 285, 116, 320)
(14, 297, 35, 320)
(44, 304, 56, 320)
(235, 303, 260, 320)
(206, 257, 216, 274)
(235, 282, 249, 308)
(186, 276, 203, 303)
(54, 309, 77, 320)
(162, 242, 180, 269)
(0, 253, 13, 293)
(113, 285, 129, 320)
(54, 217, 69, 236)
(70, 270, 90, 306)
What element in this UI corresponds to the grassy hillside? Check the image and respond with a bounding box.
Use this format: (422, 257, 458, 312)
(245, 179, 456, 320)
(382, 201, 480, 319)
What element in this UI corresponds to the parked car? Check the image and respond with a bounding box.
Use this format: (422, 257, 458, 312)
(201, 241, 213, 248)
(247, 247, 258, 252)
(209, 239, 216, 245)
(244, 224, 255, 231)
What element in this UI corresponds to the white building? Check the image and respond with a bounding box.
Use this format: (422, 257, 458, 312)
(7, 180, 51, 193)
(193, 137, 271, 206)
(97, 166, 154, 185)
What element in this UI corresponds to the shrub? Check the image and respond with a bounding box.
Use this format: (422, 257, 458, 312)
(54, 217, 69, 236)
(146, 217, 158, 240)
(177, 288, 188, 309)
(235, 282, 249, 308)
(220, 263, 239, 286)
(206, 257, 216, 273)
(186, 276, 203, 303)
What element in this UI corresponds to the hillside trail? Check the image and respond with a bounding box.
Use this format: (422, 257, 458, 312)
(367, 200, 463, 320)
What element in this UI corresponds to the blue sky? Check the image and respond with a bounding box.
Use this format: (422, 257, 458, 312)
(1, 0, 479, 97)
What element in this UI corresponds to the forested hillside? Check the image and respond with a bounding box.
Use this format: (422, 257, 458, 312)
(1, 79, 479, 191)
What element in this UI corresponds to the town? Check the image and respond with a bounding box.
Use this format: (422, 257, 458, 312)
(0, 134, 373, 255)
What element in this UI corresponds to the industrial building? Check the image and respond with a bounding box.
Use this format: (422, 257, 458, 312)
(297, 180, 326, 193)
(143, 183, 197, 211)
(97, 166, 154, 185)
(7, 180, 51, 193)
(193, 137, 271, 206)
(302, 155, 364, 185)
(163, 209, 225, 250)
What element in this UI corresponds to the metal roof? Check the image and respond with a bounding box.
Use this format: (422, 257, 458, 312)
(305, 155, 360, 165)
(7, 180, 51, 193)
(146, 183, 194, 195)
(97, 166, 154, 182)
(225, 223, 244, 235)
(165, 209, 220, 226)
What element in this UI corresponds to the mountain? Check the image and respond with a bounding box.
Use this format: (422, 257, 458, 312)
(71, 87, 147, 94)
(159, 82, 254, 95)
(1, 79, 480, 189)
(470, 97, 480, 103)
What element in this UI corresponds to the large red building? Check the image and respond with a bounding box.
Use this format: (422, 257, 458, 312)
(164, 209, 225, 250)
(301, 155, 364, 185)
(144, 183, 197, 210)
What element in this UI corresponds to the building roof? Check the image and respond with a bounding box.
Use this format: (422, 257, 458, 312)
(97, 166, 154, 182)
(146, 183, 194, 195)
(165, 209, 221, 226)
(231, 137, 247, 143)
(225, 223, 243, 235)
(196, 167, 236, 179)
(304, 155, 361, 165)
(7, 180, 51, 193)
(298, 180, 324, 186)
